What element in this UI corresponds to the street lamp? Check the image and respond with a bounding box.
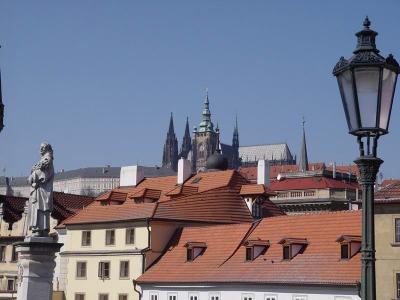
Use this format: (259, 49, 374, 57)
(333, 17, 400, 300)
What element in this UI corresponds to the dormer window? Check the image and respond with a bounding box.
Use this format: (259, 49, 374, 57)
(278, 238, 308, 260)
(244, 240, 270, 261)
(336, 235, 361, 260)
(185, 242, 207, 262)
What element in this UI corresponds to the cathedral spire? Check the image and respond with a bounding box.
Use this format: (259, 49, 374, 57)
(179, 117, 192, 159)
(198, 88, 214, 132)
(168, 112, 175, 134)
(299, 117, 309, 172)
(232, 114, 239, 147)
(162, 113, 179, 171)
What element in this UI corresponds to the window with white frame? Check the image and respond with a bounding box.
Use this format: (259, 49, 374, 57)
(150, 293, 159, 300)
(168, 293, 177, 300)
(118, 294, 128, 300)
(242, 294, 255, 300)
(6, 279, 14, 291)
(105, 230, 115, 245)
(81, 231, 91, 246)
(98, 261, 110, 279)
(209, 293, 220, 300)
(189, 292, 199, 300)
(126, 228, 135, 244)
(265, 295, 278, 300)
(119, 261, 129, 278)
(75, 294, 85, 300)
(395, 218, 400, 243)
(76, 261, 87, 279)
(99, 294, 108, 300)
(293, 296, 307, 300)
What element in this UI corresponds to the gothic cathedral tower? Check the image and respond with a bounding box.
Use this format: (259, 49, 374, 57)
(162, 113, 179, 171)
(192, 91, 218, 172)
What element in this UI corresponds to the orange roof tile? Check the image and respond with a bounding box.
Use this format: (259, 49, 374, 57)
(154, 187, 254, 224)
(138, 210, 361, 285)
(127, 175, 178, 202)
(63, 201, 156, 225)
(270, 177, 359, 191)
(240, 184, 275, 196)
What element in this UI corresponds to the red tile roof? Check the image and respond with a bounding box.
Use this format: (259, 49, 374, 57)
(154, 187, 254, 224)
(240, 184, 275, 196)
(270, 177, 359, 191)
(375, 181, 400, 199)
(63, 201, 156, 225)
(63, 170, 283, 226)
(0, 192, 94, 225)
(239, 163, 358, 181)
(138, 210, 361, 286)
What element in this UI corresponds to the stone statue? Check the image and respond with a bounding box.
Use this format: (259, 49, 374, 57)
(27, 142, 54, 237)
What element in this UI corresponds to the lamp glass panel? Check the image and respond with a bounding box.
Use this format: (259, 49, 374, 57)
(338, 70, 357, 131)
(354, 67, 380, 128)
(379, 68, 397, 130)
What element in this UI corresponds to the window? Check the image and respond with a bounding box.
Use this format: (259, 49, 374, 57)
(168, 293, 177, 300)
(397, 273, 400, 299)
(105, 230, 115, 245)
(119, 261, 129, 278)
(246, 247, 253, 261)
(0, 245, 6, 262)
(98, 261, 110, 279)
(283, 245, 290, 260)
(186, 242, 207, 262)
(6, 279, 14, 291)
(150, 293, 159, 300)
(395, 218, 400, 243)
(209, 293, 220, 300)
(341, 244, 350, 259)
(82, 231, 91, 246)
(126, 228, 135, 244)
(189, 293, 199, 300)
(11, 246, 17, 261)
(242, 294, 254, 300)
(265, 296, 277, 300)
(75, 294, 85, 300)
(118, 295, 128, 300)
(76, 262, 87, 278)
(99, 294, 108, 300)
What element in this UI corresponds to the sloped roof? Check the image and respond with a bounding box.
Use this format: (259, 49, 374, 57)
(63, 201, 157, 225)
(239, 143, 293, 162)
(138, 210, 361, 285)
(270, 177, 359, 191)
(154, 187, 254, 224)
(0, 192, 94, 225)
(375, 180, 400, 200)
(240, 184, 275, 196)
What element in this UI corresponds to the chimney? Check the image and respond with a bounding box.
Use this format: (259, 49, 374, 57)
(332, 162, 336, 179)
(177, 158, 192, 185)
(120, 166, 145, 187)
(257, 160, 270, 186)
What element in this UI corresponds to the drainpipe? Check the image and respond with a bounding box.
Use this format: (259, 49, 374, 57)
(132, 279, 142, 300)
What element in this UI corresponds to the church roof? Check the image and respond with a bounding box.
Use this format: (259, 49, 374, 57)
(239, 143, 293, 162)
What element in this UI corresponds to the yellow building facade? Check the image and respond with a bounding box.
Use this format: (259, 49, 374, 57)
(62, 221, 150, 300)
(375, 201, 400, 299)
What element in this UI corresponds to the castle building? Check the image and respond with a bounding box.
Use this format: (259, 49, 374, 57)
(161, 91, 296, 172)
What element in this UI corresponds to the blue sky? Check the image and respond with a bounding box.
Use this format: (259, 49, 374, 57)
(1, 1, 400, 178)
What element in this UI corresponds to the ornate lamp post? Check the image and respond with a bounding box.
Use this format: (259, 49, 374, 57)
(333, 17, 400, 300)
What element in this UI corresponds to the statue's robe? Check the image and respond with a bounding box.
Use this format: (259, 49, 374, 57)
(27, 152, 54, 235)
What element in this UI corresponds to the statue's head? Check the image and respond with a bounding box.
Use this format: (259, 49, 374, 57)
(40, 142, 53, 156)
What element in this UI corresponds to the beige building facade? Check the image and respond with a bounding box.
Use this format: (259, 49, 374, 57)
(375, 200, 400, 299)
(62, 221, 149, 300)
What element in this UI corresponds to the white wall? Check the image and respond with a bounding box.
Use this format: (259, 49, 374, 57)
(140, 284, 360, 300)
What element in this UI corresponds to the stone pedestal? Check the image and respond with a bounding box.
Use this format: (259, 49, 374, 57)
(15, 237, 63, 300)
